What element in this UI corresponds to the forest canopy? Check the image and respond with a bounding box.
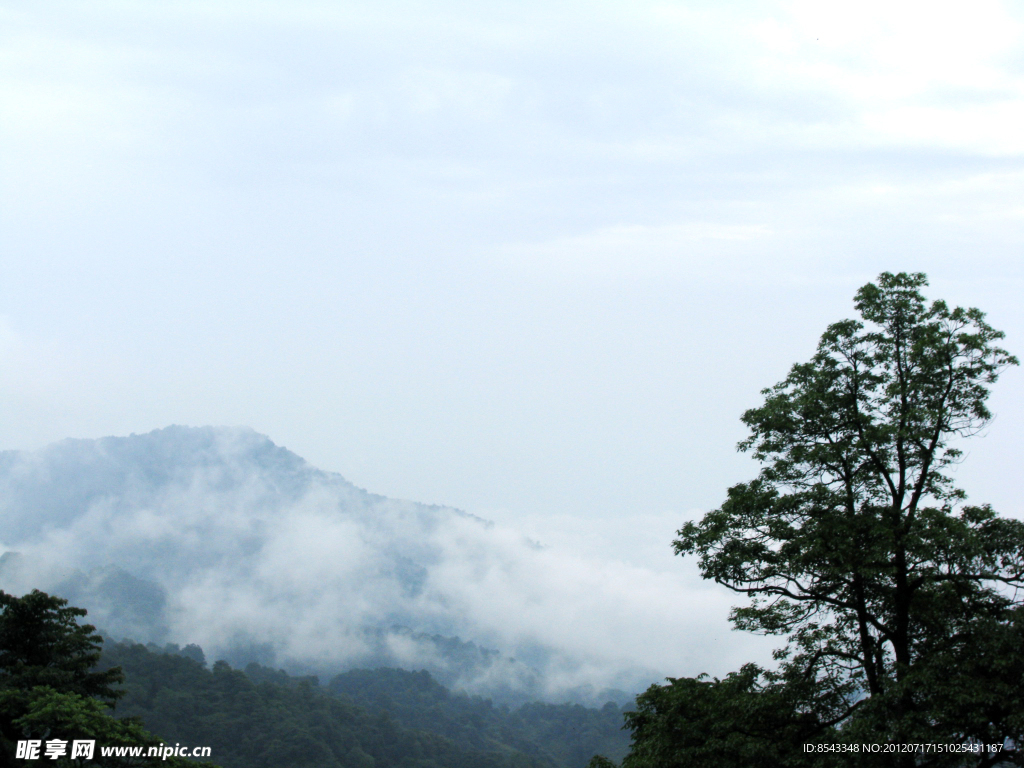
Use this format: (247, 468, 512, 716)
(0, 589, 628, 768)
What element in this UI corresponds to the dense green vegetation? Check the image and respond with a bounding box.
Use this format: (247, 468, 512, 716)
(326, 668, 629, 767)
(603, 273, 1024, 767)
(0, 589, 217, 767)
(1, 588, 628, 767)
(96, 642, 629, 768)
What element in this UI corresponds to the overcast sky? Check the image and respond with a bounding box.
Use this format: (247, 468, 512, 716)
(2, 1, 1022, 566)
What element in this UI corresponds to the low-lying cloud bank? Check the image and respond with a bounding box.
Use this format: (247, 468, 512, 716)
(0, 426, 765, 704)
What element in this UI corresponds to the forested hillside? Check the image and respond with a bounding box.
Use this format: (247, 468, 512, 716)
(326, 669, 630, 768)
(99, 642, 631, 768)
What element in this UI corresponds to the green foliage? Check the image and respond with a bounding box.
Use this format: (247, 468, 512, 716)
(618, 664, 840, 768)
(0, 589, 218, 767)
(100, 642, 559, 768)
(0, 592, 627, 767)
(0, 590, 124, 708)
(327, 668, 630, 768)
(618, 273, 1023, 767)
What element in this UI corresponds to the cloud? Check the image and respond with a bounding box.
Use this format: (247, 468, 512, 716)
(0, 426, 770, 702)
(497, 222, 775, 278)
(744, 1, 1024, 153)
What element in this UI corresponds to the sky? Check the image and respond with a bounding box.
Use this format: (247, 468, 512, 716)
(2, 0, 1023, 573)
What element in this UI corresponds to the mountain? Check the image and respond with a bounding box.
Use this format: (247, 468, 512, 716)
(0, 426, 652, 705)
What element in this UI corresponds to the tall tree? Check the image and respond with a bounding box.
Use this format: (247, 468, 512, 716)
(0, 589, 218, 767)
(616, 273, 1023, 767)
(0, 590, 124, 704)
(0, 589, 125, 757)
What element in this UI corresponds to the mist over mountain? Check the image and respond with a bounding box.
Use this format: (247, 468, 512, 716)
(0, 426, 747, 704)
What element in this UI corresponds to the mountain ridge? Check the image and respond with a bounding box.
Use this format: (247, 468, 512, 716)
(0, 426, 656, 706)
